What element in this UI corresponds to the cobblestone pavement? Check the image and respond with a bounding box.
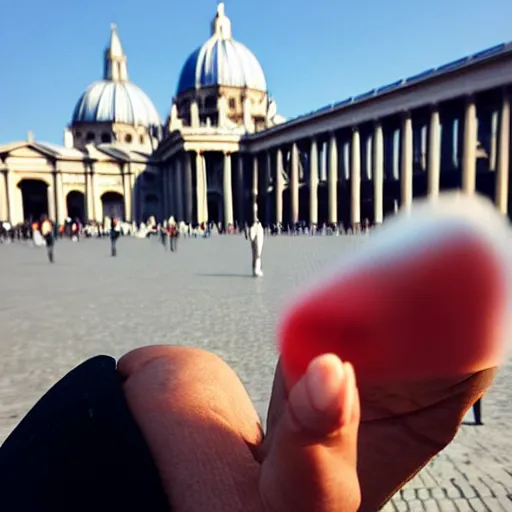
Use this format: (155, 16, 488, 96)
(0, 234, 511, 511)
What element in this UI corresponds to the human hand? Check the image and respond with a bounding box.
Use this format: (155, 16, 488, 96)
(119, 194, 507, 511)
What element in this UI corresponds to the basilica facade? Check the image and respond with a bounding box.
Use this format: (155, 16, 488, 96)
(0, 3, 285, 227)
(1, 3, 511, 227)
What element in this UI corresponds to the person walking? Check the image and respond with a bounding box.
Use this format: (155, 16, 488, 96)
(40, 215, 55, 263)
(168, 217, 178, 252)
(110, 217, 121, 257)
(248, 219, 264, 277)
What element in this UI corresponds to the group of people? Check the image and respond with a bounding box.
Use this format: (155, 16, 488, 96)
(22, 216, 122, 263)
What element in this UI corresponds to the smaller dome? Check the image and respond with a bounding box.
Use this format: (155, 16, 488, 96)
(72, 81, 161, 128)
(176, 3, 267, 95)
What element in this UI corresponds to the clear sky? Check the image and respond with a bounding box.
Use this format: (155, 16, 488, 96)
(1, 0, 511, 144)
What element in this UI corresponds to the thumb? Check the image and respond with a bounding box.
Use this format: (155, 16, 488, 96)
(260, 354, 361, 512)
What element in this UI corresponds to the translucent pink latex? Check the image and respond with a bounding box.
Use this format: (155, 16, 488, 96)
(278, 193, 512, 386)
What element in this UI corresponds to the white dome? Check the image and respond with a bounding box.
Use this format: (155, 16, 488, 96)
(72, 80, 161, 128)
(71, 24, 161, 129)
(176, 3, 267, 95)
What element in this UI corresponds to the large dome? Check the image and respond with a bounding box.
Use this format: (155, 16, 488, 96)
(176, 3, 267, 95)
(71, 24, 161, 129)
(72, 80, 161, 128)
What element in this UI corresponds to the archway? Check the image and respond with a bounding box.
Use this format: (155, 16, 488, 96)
(101, 191, 125, 221)
(207, 192, 221, 224)
(18, 179, 49, 222)
(66, 191, 86, 221)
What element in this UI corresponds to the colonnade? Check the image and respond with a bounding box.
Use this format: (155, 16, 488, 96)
(162, 90, 510, 228)
(252, 89, 510, 226)
(162, 150, 240, 226)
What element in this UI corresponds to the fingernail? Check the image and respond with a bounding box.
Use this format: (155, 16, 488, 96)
(307, 355, 344, 413)
(340, 363, 356, 427)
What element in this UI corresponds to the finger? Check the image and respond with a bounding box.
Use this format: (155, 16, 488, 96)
(118, 346, 263, 512)
(260, 354, 361, 512)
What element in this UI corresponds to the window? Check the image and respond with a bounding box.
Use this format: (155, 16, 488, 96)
(86, 132, 95, 142)
(75, 131, 82, 138)
(229, 98, 236, 109)
(125, 134, 132, 143)
(139, 135, 145, 144)
(101, 133, 112, 143)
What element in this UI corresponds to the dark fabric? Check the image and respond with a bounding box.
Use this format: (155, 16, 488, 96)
(44, 233, 54, 247)
(0, 356, 169, 512)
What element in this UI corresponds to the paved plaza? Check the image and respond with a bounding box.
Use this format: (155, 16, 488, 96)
(0, 234, 511, 511)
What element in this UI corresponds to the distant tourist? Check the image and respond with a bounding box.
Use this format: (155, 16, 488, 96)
(248, 218, 264, 277)
(110, 217, 121, 257)
(40, 216, 55, 263)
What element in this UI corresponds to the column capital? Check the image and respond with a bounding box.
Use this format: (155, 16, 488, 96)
(351, 125, 359, 132)
(225, 151, 231, 157)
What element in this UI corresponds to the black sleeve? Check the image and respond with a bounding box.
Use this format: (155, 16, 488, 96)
(0, 356, 169, 512)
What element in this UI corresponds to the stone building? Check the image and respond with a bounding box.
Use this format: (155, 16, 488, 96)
(1, 3, 511, 227)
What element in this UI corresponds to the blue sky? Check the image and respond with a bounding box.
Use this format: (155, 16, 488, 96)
(1, 0, 511, 144)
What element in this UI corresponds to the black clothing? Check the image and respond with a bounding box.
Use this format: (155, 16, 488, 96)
(0, 356, 169, 512)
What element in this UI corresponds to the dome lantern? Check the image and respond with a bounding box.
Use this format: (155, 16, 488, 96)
(211, 2, 232, 40)
(104, 23, 128, 82)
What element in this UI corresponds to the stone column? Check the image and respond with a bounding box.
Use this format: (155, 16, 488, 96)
(47, 183, 56, 220)
(183, 152, 193, 224)
(162, 166, 174, 220)
(202, 153, 208, 223)
(328, 134, 338, 223)
(496, 89, 510, 214)
(236, 155, 245, 225)
(264, 151, 272, 222)
(401, 113, 413, 210)
(309, 139, 319, 225)
(175, 159, 184, 221)
(223, 152, 234, 227)
(162, 167, 169, 219)
(54, 172, 65, 224)
(373, 123, 384, 224)
(427, 107, 441, 199)
(275, 148, 284, 224)
(123, 171, 132, 221)
(252, 154, 258, 222)
(7, 174, 22, 225)
(351, 128, 361, 226)
(195, 151, 205, 223)
(0, 170, 7, 220)
(86, 168, 95, 221)
(462, 97, 477, 195)
(166, 166, 178, 220)
(290, 143, 299, 224)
